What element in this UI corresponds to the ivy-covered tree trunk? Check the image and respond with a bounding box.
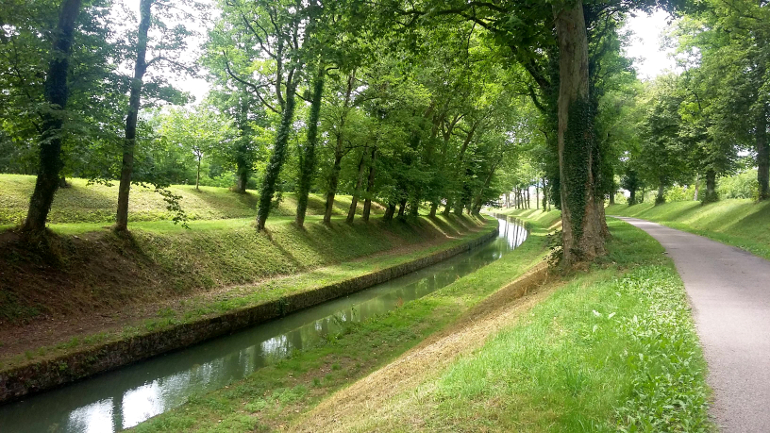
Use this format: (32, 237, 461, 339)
(704, 169, 718, 203)
(323, 151, 344, 224)
(323, 71, 355, 225)
(235, 150, 250, 193)
(553, 1, 606, 264)
(757, 104, 769, 200)
(542, 177, 548, 210)
(23, 0, 82, 232)
(257, 82, 298, 230)
(362, 148, 377, 222)
(346, 147, 367, 223)
(296, 67, 325, 227)
(234, 86, 254, 194)
(115, 0, 152, 232)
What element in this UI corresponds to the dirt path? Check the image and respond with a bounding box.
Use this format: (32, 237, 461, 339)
(289, 264, 557, 432)
(615, 217, 770, 433)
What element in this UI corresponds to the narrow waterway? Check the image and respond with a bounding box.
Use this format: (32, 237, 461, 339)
(0, 216, 527, 433)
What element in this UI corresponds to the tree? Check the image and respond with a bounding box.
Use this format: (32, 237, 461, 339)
(115, 0, 196, 231)
(22, 0, 83, 232)
(157, 106, 236, 190)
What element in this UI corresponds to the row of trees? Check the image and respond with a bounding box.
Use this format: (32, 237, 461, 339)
(613, 0, 769, 206)
(3, 0, 766, 265)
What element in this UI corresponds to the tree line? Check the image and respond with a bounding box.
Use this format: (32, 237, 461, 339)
(2, 0, 766, 266)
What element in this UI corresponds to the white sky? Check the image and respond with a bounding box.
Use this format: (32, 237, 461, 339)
(622, 9, 677, 80)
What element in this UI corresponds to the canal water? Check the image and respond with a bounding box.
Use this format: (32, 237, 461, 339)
(0, 216, 527, 432)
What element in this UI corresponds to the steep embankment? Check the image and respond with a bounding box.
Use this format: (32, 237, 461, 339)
(0, 214, 489, 331)
(292, 214, 711, 432)
(128, 216, 551, 433)
(607, 200, 770, 260)
(0, 174, 383, 225)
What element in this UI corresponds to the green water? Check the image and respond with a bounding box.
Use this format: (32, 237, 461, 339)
(0, 216, 527, 432)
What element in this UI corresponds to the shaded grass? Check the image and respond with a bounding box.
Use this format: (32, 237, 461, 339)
(338, 219, 712, 433)
(0, 214, 486, 325)
(0, 174, 384, 225)
(127, 221, 552, 432)
(607, 200, 770, 260)
(0, 215, 494, 367)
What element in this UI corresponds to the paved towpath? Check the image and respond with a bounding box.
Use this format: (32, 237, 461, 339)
(614, 217, 770, 433)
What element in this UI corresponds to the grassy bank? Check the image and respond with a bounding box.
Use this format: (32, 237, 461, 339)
(127, 218, 552, 432)
(0, 215, 494, 369)
(0, 215, 485, 325)
(606, 200, 770, 260)
(319, 215, 712, 432)
(0, 174, 384, 225)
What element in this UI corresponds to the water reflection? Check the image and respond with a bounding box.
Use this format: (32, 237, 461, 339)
(0, 216, 527, 433)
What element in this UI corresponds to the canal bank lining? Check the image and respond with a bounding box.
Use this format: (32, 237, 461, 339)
(0, 222, 500, 404)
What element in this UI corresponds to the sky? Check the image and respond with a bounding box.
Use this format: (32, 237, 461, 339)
(622, 9, 677, 80)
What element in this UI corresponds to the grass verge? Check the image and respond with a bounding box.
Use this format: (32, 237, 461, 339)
(607, 200, 770, 261)
(321, 216, 712, 432)
(126, 220, 551, 432)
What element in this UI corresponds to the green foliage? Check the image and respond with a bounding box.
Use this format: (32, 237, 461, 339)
(718, 170, 759, 200)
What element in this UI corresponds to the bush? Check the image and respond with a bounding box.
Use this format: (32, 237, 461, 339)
(664, 184, 695, 202)
(718, 170, 758, 200)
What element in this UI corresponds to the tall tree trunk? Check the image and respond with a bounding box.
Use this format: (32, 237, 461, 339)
(323, 71, 355, 225)
(542, 177, 548, 210)
(757, 104, 769, 200)
(195, 154, 201, 190)
(296, 66, 325, 227)
(535, 184, 539, 210)
(629, 187, 636, 205)
(693, 173, 699, 201)
(704, 169, 718, 203)
(553, 1, 605, 264)
(527, 187, 532, 209)
(362, 148, 377, 222)
(257, 82, 298, 230)
(609, 190, 615, 204)
(409, 196, 419, 217)
(655, 182, 665, 205)
(323, 152, 344, 224)
(23, 0, 82, 232)
(234, 86, 253, 194)
(235, 157, 249, 193)
(383, 203, 395, 221)
(443, 200, 452, 216)
(346, 147, 367, 223)
(429, 202, 438, 217)
(397, 198, 407, 218)
(115, 0, 152, 232)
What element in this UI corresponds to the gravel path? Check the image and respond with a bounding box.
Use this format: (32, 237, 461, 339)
(615, 217, 770, 433)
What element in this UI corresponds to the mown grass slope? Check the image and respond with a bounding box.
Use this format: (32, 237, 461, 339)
(129, 214, 551, 433)
(0, 174, 383, 225)
(607, 199, 770, 260)
(0, 214, 487, 325)
(320, 217, 712, 432)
